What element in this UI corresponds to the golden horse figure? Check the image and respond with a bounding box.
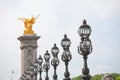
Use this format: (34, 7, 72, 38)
(18, 15, 39, 34)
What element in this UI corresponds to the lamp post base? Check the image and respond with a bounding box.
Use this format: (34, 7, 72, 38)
(81, 75, 91, 80)
(63, 78, 71, 80)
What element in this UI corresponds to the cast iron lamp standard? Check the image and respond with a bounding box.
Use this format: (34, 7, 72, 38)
(78, 20, 92, 80)
(29, 64, 36, 80)
(20, 69, 31, 80)
(43, 50, 51, 80)
(51, 44, 59, 80)
(20, 73, 27, 80)
(37, 55, 43, 80)
(61, 34, 72, 80)
(33, 56, 43, 80)
(34, 59, 39, 80)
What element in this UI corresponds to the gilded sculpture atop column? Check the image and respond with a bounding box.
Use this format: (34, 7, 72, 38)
(18, 15, 39, 34)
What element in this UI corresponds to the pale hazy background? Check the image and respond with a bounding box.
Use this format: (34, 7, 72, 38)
(0, 0, 120, 80)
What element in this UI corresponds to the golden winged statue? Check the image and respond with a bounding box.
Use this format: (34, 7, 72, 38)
(18, 15, 39, 34)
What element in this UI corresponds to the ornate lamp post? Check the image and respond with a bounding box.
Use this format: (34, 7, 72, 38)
(37, 55, 43, 80)
(51, 44, 59, 80)
(20, 76, 26, 80)
(29, 64, 35, 80)
(20, 75, 27, 80)
(20, 69, 31, 80)
(43, 50, 51, 80)
(33, 59, 39, 80)
(61, 34, 72, 80)
(78, 20, 92, 80)
(25, 69, 31, 80)
(30, 55, 43, 80)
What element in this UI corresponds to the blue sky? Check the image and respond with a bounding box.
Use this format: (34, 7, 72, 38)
(0, 0, 120, 80)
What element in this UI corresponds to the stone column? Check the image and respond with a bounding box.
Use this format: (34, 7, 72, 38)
(18, 34, 40, 76)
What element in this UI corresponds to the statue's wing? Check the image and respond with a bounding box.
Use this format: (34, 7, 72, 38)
(18, 18, 26, 22)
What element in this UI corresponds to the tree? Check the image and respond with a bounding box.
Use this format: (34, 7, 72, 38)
(111, 73, 119, 80)
(116, 75, 120, 80)
(72, 75, 82, 80)
(91, 74, 102, 80)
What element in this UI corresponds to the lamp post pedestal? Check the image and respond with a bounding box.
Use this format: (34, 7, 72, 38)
(81, 75, 91, 80)
(81, 56, 91, 80)
(39, 68, 43, 80)
(63, 78, 71, 80)
(63, 62, 71, 80)
(45, 69, 49, 80)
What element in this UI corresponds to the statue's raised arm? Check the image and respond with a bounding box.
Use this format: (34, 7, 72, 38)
(18, 15, 39, 34)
